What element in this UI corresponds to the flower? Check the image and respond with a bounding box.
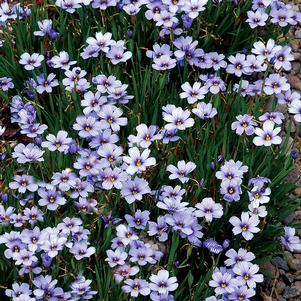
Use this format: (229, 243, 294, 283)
(163, 106, 194, 131)
(19, 53, 44, 70)
(12, 143, 44, 164)
(231, 115, 257, 136)
(192, 102, 217, 120)
(253, 121, 282, 147)
(288, 100, 301, 122)
(42, 130, 72, 152)
(86, 31, 113, 53)
(180, 82, 208, 104)
(209, 270, 238, 295)
(226, 53, 247, 77)
(233, 262, 263, 288)
(246, 10, 268, 28)
(105, 249, 127, 267)
(122, 278, 150, 297)
(224, 248, 255, 267)
(280, 227, 301, 252)
(125, 210, 150, 230)
(48, 51, 77, 70)
(166, 160, 196, 183)
(258, 112, 285, 125)
(229, 212, 260, 241)
(195, 198, 223, 222)
(69, 241, 96, 260)
(264, 74, 290, 95)
(183, 0, 208, 19)
(123, 147, 156, 175)
(9, 175, 38, 193)
(38, 187, 67, 210)
(152, 55, 177, 70)
(36, 73, 59, 94)
(149, 270, 178, 295)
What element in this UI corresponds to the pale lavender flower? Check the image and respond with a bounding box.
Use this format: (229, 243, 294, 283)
(105, 249, 128, 267)
(0, 77, 14, 91)
(73, 115, 104, 138)
(231, 114, 257, 136)
(225, 248, 255, 267)
(121, 177, 151, 204)
(166, 160, 196, 183)
(125, 210, 150, 230)
(229, 212, 260, 241)
(258, 112, 285, 125)
(280, 227, 301, 252)
(12, 143, 44, 163)
(51, 169, 76, 192)
(122, 278, 150, 297)
(233, 262, 263, 288)
(148, 216, 169, 242)
(33, 19, 56, 37)
(36, 73, 59, 94)
(180, 82, 207, 104)
(55, 0, 82, 13)
(49, 51, 77, 70)
(209, 270, 238, 295)
(229, 285, 255, 301)
(106, 42, 132, 64)
(183, 0, 207, 19)
(192, 102, 217, 120)
(152, 55, 177, 71)
(98, 104, 128, 132)
(246, 10, 268, 28)
(226, 54, 247, 77)
(86, 31, 113, 53)
(146, 44, 173, 59)
(69, 240, 96, 260)
(253, 121, 282, 146)
(263, 73, 290, 95)
(42, 130, 72, 152)
(100, 167, 128, 190)
(288, 100, 301, 122)
(38, 187, 67, 210)
(251, 39, 281, 61)
(9, 175, 38, 193)
(116, 224, 139, 246)
(274, 46, 294, 71)
(114, 264, 139, 283)
(123, 147, 156, 175)
(149, 270, 178, 295)
(19, 53, 44, 71)
(195, 198, 223, 222)
(163, 106, 194, 131)
(270, 8, 294, 27)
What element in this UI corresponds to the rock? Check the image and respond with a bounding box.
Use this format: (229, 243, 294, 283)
(291, 39, 300, 51)
(283, 287, 300, 299)
(289, 75, 301, 90)
(261, 262, 277, 276)
(276, 281, 286, 295)
(294, 53, 301, 62)
(295, 210, 301, 220)
(294, 187, 301, 195)
(283, 212, 295, 225)
(272, 256, 289, 271)
(295, 281, 301, 293)
(293, 62, 301, 74)
(285, 119, 296, 133)
(277, 298, 286, 301)
(296, 29, 301, 39)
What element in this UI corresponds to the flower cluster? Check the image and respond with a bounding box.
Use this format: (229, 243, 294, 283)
(0, 0, 300, 300)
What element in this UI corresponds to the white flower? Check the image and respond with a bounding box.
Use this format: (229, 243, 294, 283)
(253, 121, 281, 147)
